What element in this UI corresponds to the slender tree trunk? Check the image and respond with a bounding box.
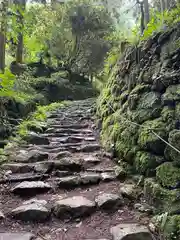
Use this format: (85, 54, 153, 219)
(160, 0, 166, 11)
(0, 32, 6, 72)
(0, 0, 8, 72)
(15, 0, 26, 64)
(144, 0, 150, 27)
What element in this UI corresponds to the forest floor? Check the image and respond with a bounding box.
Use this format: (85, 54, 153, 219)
(0, 99, 153, 240)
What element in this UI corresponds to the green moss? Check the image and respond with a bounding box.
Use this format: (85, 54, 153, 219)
(144, 178, 180, 213)
(163, 84, 180, 105)
(165, 130, 180, 166)
(17, 101, 69, 138)
(129, 84, 151, 95)
(138, 118, 167, 155)
(161, 106, 175, 123)
(134, 151, 162, 176)
(156, 162, 180, 188)
(116, 141, 139, 164)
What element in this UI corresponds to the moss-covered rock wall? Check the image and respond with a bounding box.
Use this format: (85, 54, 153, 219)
(97, 24, 180, 220)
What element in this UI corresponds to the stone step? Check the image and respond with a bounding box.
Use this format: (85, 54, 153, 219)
(57, 171, 117, 189)
(0, 233, 35, 240)
(49, 124, 89, 129)
(45, 128, 93, 134)
(0, 173, 49, 184)
(49, 136, 96, 143)
(11, 181, 52, 196)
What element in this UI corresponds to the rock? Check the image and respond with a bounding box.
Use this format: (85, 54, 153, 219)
(53, 196, 95, 219)
(34, 161, 53, 173)
(15, 150, 49, 163)
(162, 84, 180, 106)
(120, 184, 139, 200)
(144, 178, 180, 213)
(10, 199, 50, 222)
(110, 223, 152, 240)
(80, 172, 101, 185)
(53, 158, 82, 171)
(95, 193, 124, 210)
(77, 144, 100, 152)
(129, 91, 162, 124)
(1, 173, 49, 183)
(134, 151, 163, 176)
(134, 203, 154, 214)
(25, 132, 50, 145)
(54, 151, 72, 159)
(57, 124, 89, 129)
(1, 163, 34, 173)
(54, 170, 72, 177)
(114, 166, 127, 179)
(0, 210, 5, 219)
(165, 130, 180, 165)
(138, 118, 167, 155)
(83, 155, 101, 165)
(0, 233, 35, 240)
(57, 176, 81, 188)
(156, 162, 180, 189)
(101, 172, 116, 181)
(11, 181, 52, 196)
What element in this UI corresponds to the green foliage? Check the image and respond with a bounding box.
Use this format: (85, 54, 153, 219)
(141, 5, 180, 40)
(17, 101, 69, 137)
(0, 69, 30, 101)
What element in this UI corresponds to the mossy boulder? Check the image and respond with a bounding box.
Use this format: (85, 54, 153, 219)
(161, 106, 175, 123)
(134, 151, 163, 176)
(162, 84, 180, 106)
(144, 178, 180, 213)
(165, 130, 180, 165)
(156, 162, 180, 189)
(138, 118, 167, 155)
(127, 91, 162, 124)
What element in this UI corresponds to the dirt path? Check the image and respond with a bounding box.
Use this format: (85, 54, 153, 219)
(0, 99, 153, 240)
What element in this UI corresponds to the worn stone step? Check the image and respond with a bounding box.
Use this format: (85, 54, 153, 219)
(45, 128, 93, 134)
(49, 124, 89, 129)
(53, 196, 96, 219)
(1, 163, 34, 173)
(0, 233, 35, 240)
(57, 172, 114, 189)
(11, 149, 49, 163)
(49, 136, 96, 144)
(10, 199, 51, 222)
(0, 173, 49, 184)
(11, 181, 52, 196)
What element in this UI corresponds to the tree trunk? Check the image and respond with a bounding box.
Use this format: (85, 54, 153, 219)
(15, 0, 26, 64)
(0, 32, 6, 73)
(0, 0, 8, 72)
(144, 0, 150, 27)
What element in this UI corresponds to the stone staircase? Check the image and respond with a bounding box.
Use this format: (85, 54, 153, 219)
(0, 99, 153, 240)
